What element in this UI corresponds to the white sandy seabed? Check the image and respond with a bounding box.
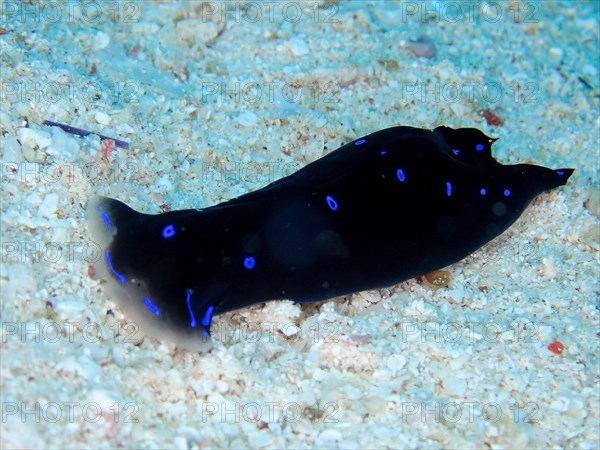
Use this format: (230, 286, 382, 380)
(0, 1, 599, 448)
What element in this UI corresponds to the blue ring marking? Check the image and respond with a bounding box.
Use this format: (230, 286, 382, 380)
(355, 139, 366, 146)
(100, 212, 111, 232)
(201, 305, 215, 328)
(452, 149, 460, 155)
(475, 144, 484, 152)
(144, 298, 160, 317)
(162, 224, 176, 239)
(396, 168, 406, 182)
(480, 188, 487, 196)
(104, 251, 125, 284)
(326, 195, 338, 211)
(446, 181, 452, 197)
(244, 256, 256, 269)
(186, 290, 197, 328)
(504, 189, 511, 197)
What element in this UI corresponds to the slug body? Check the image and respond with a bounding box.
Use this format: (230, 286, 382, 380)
(88, 126, 573, 350)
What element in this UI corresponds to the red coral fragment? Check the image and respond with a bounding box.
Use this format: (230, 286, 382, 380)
(548, 340, 565, 355)
(102, 139, 116, 159)
(482, 109, 504, 126)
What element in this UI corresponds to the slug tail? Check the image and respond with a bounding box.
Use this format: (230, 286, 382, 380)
(86, 196, 213, 352)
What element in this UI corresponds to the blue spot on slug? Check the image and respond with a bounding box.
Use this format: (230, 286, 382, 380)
(244, 256, 256, 269)
(355, 139, 366, 145)
(144, 298, 160, 317)
(446, 181, 452, 197)
(480, 188, 487, 196)
(396, 168, 406, 182)
(162, 224, 176, 239)
(475, 144, 484, 152)
(504, 189, 511, 197)
(326, 195, 338, 211)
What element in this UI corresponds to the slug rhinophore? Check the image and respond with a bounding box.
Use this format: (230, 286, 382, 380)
(87, 126, 574, 351)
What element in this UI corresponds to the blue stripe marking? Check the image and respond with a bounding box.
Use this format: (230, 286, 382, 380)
(144, 298, 160, 317)
(100, 212, 111, 232)
(186, 290, 197, 328)
(104, 251, 125, 284)
(446, 181, 452, 197)
(202, 305, 215, 328)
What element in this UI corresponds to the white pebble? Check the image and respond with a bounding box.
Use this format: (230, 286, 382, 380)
(1, 136, 23, 162)
(289, 38, 309, 56)
(215, 380, 229, 394)
(38, 193, 59, 219)
(387, 354, 407, 372)
(247, 431, 272, 448)
(116, 123, 135, 134)
(237, 111, 258, 127)
(280, 322, 299, 336)
(55, 298, 88, 314)
(548, 47, 563, 58)
(47, 126, 79, 158)
(176, 19, 220, 45)
(319, 429, 342, 442)
(550, 397, 569, 412)
(93, 31, 110, 50)
(94, 111, 111, 126)
(314, 116, 327, 128)
(444, 375, 467, 396)
(542, 257, 558, 280)
(25, 192, 42, 209)
(17, 127, 52, 149)
(131, 22, 160, 34)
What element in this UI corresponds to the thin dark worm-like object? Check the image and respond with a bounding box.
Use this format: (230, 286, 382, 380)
(43, 120, 129, 149)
